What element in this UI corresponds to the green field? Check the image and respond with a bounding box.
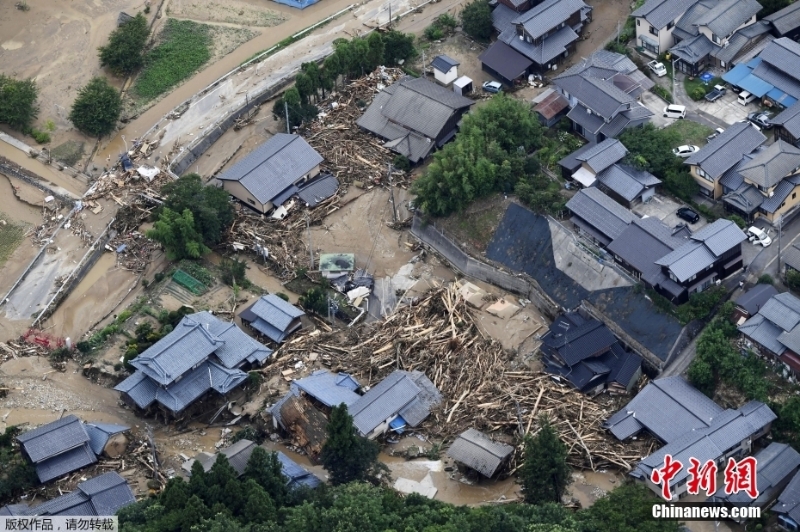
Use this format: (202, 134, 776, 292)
(0, 213, 27, 268)
(133, 19, 212, 101)
(663, 119, 714, 146)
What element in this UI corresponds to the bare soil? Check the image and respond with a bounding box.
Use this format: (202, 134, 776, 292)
(437, 194, 512, 254)
(165, 0, 287, 27)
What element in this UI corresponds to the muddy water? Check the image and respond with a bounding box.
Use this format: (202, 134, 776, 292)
(568, 471, 622, 509)
(0, 143, 86, 198)
(0, 176, 44, 225)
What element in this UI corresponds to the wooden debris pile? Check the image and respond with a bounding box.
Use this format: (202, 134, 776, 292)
(107, 230, 156, 273)
(270, 284, 656, 471)
(302, 68, 401, 187)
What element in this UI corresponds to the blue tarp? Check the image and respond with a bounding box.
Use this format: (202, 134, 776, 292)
(738, 75, 773, 97)
(116, 244, 127, 253)
(700, 71, 714, 84)
(272, 0, 319, 8)
(389, 416, 407, 433)
(767, 87, 798, 108)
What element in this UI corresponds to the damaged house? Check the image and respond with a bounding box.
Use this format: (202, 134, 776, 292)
(16, 415, 129, 484)
(446, 428, 514, 478)
(356, 76, 474, 164)
(739, 291, 800, 376)
(115, 311, 272, 418)
(541, 312, 642, 395)
(239, 294, 306, 343)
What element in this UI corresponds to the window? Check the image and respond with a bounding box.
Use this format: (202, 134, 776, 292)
(247, 198, 256, 205)
(637, 19, 640, 26)
(667, 21, 675, 29)
(649, 25, 658, 36)
(794, 192, 797, 200)
(687, 274, 697, 282)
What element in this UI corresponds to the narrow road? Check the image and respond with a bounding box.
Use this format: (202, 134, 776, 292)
(660, 334, 697, 378)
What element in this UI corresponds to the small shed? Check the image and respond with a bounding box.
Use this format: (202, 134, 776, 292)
(447, 428, 514, 478)
(453, 76, 473, 96)
(431, 55, 460, 86)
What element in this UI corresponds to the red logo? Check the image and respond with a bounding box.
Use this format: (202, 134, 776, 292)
(724, 456, 759, 499)
(651, 456, 759, 501)
(687, 458, 718, 496)
(650, 454, 683, 500)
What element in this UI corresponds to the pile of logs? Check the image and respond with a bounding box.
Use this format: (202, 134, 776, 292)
(271, 284, 656, 471)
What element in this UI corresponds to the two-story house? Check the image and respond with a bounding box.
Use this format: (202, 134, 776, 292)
(685, 120, 766, 199)
(632, 0, 699, 56)
(483, 0, 592, 82)
(722, 140, 800, 223)
(668, 0, 762, 75)
(552, 51, 654, 143)
(739, 291, 800, 376)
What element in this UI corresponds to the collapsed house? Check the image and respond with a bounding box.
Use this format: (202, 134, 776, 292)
(239, 294, 306, 343)
(540, 312, 643, 395)
(446, 428, 514, 478)
(182, 439, 321, 490)
(115, 311, 272, 417)
(0, 472, 135, 517)
(16, 415, 129, 484)
(604, 376, 776, 500)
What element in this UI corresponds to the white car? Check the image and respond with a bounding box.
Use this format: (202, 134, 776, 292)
(648, 60, 667, 77)
(747, 226, 772, 247)
(663, 104, 687, 119)
(673, 145, 700, 157)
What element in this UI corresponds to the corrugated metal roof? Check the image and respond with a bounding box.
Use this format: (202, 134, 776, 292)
(632, 0, 698, 30)
(297, 174, 339, 207)
(130, 316, 223, 386)
(686, 121, 766, 179)
(566, 188, 636, 242)
(575, 139, 628, 174)
(431, 55, 459, 72)
(17, 415, 90, 464)
(446, 428, 514, 477)
(350, 372, 421, 436)
(294, 370, 362, 407)
(765, 1, 800, 35)
(533, 89, 570, 120)
(36, 444, 97, 483)
(738, 140, 800, 189)
(217, 134, 323, 205)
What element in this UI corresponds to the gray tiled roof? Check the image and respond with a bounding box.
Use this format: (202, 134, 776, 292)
(771, 100, 800, 137)
(244, 294, 305, 340)
(722, 183, 764, 214)
(712, 21, 772, 63)
(84, 423, 129, 456)
(431, 55, 459, 72)
(566, 104, 605, 134)
(785, 242, 800, 271)
(690, 219, 748, 256)
(758, 37, 800, 80)
(349, 371, 424, 436)
(29, 472, 135, 517)
(607, 347, 643, 388)
(190, 311, 272, 368)
(655, 241, 716, 282)
(541, 318, 617, 366)
(632, 0, 698, 30)
(686, 120, 766, 179)
(499, 25, 579, 65)
(760, 177, 799, 212)
(575, 138, 628, 173)
(774, 470, 800, 524)
(751, 60, 800, 100)
(599, 104, 654, 139)
(554, 74, 635, 119)
(129, 315, 223, 386)
(36, 444, 98, 484)
(759, 292, 800, 331)
(765, 1, 800, 35)
(153, 361, 247, 413)
(603, 376, 724, 443)
(559, 141, 598, 173)
(738, 140, 800, 188)
(446, 428, 513, 478)
(17, 415, 90, 463)
(217, 134, 323, 205)
(670, 34, 717, 65)
(672, 0, 712, 40)
(478, 41, 533, 83)
(597, 164, 660, 202)
(560, 50, 640, 78)
(566, 188, 636, 242)
(491, 3, 517, 33)
(513, 0, 588, 39)
(398, 370, 442, 426)
(608, 219, 676, 285)
(277, 451, 322, 490)
(739, 313, 787, 355)
(694, 0, 761, 40)
(293, 369, 362, 407)
(779, 323, 800, 355)
(114, 371, 158, 409)
(735, 283, 778, 315)
(29, 492, 94, 517)
(297, 174, 339, 207)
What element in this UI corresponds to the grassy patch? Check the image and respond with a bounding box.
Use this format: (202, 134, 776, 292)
(0, 214, 26, 268)
(133, 19, 212, 101)
(50, 140, 85, 167)
(439, 194, 507, 252)
(663, 119, 714, 146)
(684, 75, 722, 101)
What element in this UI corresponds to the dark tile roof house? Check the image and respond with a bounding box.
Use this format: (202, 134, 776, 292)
(271, 173, 340, 209)
(114, 312, 265, 414)
(772, 100, 800, 144)
(217, 134, 323, 211)
(16, 416, 129, 484)
(784, 241, 800, 272)
(765, 0, 800, 38)
(739, 291, 800, 374)
(713, 21, 773, 65)
(632, 0, 698, 31)
(446, 428, 514, 478)
(479, 41, 534, 86)
(726, 38, 800, 107)
(565, 187, 636, 246)
(737, 140, 800, 190)
(356, 76, 473, 163)
(540, 312, 643, 394)
(349, 370, 442, 438)
(631, 401, 776, 499)
(20, 472, 135, 517)
(269, 370, 362, 431)
(708, 442, 800, 522)
(576, 139, 628, 174)
(774, 469, 800, 530)
(686, 120, 767, 185)
(607, 217, 689, 288)
(239, 294, 305, 343)
(603, 376, 725, 443)
(431, 55, 459, 74)
(596, 164, 661, 205)
(734, 283, 779, 318)
(183, 439, 321, 490)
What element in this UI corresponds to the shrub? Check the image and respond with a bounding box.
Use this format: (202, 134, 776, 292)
(435, 13, 458, 30)
(728, 214, 746, 229)
(29, 128, 50, 144)
(652, 85, 672, 103)
(220, 257, 248, 287)
(758, 274, 774, 285)
(689, 86, 707, 101)
(154, 271, 165, 283)
(424, 25, 444, 41)
(275, 292, 290, 301)
(788, 269, 800, 292)
(392, 154, 411, 172)
(300, 286, 328, 315)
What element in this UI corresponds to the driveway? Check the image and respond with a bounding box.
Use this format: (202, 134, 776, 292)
(632, 194, 709, 230)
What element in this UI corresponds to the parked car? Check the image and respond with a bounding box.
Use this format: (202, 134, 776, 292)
(738, 91, 757, 105)
(706, 127, 725, 141)
(663, 104, 687, 119)
(747, 226, 772, 247)
(704, 85, 727, 102)
(676, 207, 700, 224)
(673, 145, 700, 157)
(482, 81, 502, 93)
(747, 110, 773, 129)
(648, 60, 667, 77)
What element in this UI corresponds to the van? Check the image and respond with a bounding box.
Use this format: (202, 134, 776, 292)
(663, 105, 686, 119)
(738, 91, 757, 105)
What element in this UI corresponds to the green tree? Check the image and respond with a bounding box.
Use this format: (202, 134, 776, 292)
(161, 173, 234, 245)
(520, 417, 571, 504)
(0, 75, 39, 131)
(382, 31, 417, 66)
(320, 404, 380, 485)
(242, 480, 278, 525)
(69, 77, 121, 138)
(272, 87, 318, 129)
(789, 269, 800, 292)
(219, 257, 247, 287)
(299, 286, 328, 315)
(301, 61, 322, 98)
(581, 483, 680, 532)
(146, 207, 210, 260)
(461, 0, 493, 41)
(295, 73, 314, 104)
(244, 446, 288, 506)
(366, 32, 385, 71)
(98, 12, 150, 76)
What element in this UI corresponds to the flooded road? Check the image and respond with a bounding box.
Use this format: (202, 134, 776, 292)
(0, 143, 86, 198)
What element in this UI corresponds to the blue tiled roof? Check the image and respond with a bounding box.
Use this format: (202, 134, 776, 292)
(114, 371, 159, 409)
(190, 311, 272, 368)
(294, 370, 361, 407)
(29, 472, 135, 517)
(350, 372, 422, 436)
(154, 361, 247, 413)
(244, 295, 305, 341)
(276, 451, 322, 489)
(17, 415, 90, 463)
(35, 444, 98, 483)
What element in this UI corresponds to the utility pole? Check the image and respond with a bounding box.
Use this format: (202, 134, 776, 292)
(284, 100, 290, 134)
(779, 214, 784, 275)
(616, 20, 621, 44)
(388, 3, 392, 28)
(388, 163, 397, 222)
(671, 57, 677, 103)
(306, 212, 314, 269)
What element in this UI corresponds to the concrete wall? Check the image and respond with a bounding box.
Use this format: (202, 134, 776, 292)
(635, 18, 677, 54)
